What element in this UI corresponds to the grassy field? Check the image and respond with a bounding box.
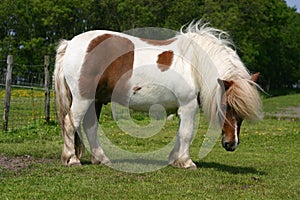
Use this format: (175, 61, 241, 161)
(0, 88, 57, 130)
(0, 94, 299, 199)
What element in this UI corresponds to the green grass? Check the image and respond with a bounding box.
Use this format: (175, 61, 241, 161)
(262, 93, 300, 113)
(0, 94, 299, 199)
(0, 88, 57, 130)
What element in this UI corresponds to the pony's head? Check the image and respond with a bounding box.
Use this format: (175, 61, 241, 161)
(217, 72, 262, 151)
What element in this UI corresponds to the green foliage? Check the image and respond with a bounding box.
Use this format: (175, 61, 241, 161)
(0, 0, 299, 91)
(200, 0, 300, 90)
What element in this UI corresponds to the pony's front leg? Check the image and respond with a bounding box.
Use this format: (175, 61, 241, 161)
(83, 103, 111, 165)
(169, 99, 198, 169)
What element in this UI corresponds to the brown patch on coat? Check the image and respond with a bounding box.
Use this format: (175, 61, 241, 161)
(79, 34, 134, 102)
(157, 50, 174, 72)
(86, 34, 113, 53)
(140, 38, 177, 46)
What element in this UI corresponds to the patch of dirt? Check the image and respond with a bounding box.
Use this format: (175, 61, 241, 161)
(265, 106, 300, 120)
(0, 154, 53, 172)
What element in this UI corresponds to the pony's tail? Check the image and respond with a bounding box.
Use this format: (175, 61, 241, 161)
(54, 40, 84, 159)
(54, 40, 70, 127)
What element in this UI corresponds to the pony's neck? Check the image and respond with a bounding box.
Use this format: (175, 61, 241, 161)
(178, 31, 250, 125)
(183, 32, 251, 85)
(175, 33, 222, 125)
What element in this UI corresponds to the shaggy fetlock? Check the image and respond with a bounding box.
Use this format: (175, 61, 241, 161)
(91, 148, 111, 165)
(170, 158, 197, 169)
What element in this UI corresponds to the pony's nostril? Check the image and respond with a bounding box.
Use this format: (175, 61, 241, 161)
(223, 142, 236, 151)
(224, 142, 229, 148)
(224, 142, 230, 149)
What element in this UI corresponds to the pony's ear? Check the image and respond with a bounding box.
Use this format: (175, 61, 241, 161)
(217, 79, 234, 91)
(250, 72, 260, 82)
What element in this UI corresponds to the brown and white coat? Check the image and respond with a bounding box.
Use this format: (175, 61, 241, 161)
(55, 22, 262, 168)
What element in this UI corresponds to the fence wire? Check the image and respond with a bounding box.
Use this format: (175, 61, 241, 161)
(1, 60, 57, 131)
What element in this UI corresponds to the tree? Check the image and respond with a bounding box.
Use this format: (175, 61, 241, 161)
(0, 0, 299, 91)
(199, 0, 300, 90)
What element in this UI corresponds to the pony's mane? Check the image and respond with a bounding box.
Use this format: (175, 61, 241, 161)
(226, 79, 263, 121)
(180, 20, 262, 124)
(181, 20, 234, 49)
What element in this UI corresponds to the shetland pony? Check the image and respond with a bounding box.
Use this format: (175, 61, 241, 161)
(54, 21, 262, 168)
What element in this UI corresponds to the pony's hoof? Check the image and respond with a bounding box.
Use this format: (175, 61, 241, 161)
(91, 156, 111, 166)
(170, 159, 197, 169)
(68, 162, 82, 167)
(102, 158, 112, 166)
(66, 156, 81, 167)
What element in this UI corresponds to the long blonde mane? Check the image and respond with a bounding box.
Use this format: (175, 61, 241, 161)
(180, 21, 262, 125)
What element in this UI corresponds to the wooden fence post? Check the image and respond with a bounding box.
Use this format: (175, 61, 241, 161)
(3, 55, 13, 131)
(44, 55, 50, 123)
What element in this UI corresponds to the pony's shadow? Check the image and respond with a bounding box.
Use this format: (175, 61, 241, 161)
(80, 158, 168, 166)
(81, 159, 266, 175)
(195, 161, 266, 175)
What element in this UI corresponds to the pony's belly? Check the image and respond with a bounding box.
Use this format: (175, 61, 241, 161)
(128, 84, 179, 112)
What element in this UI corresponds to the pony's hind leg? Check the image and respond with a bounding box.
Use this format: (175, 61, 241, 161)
(83, 102, 111, 165)
(61, 113, 82, 166)
(169, 99, 198, 169)
(61, 99, 91, 166)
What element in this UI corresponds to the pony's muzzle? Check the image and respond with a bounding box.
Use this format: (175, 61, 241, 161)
(222, 138, 238, 151)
